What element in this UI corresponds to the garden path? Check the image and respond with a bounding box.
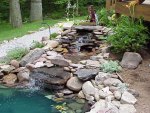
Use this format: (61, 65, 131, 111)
(0, 27, 61, 58)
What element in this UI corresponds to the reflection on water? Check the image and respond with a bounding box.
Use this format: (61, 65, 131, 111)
(0, 88, 60, 113)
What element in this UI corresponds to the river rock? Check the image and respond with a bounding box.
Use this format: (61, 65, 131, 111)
(51, 58, 70, 67)
(0, 65, 15, 74)
(60, 89, 73, 95)
(86, 60, 100, 68)
(30, 67, 71, 90)
(87, 100, 106, 113)
(78, 90, 85, 99)
(119, 104, 136, 113)
(10, 60, 20, 68)
(75, 68, 99, 81)
(82, 81, 96, 96)
(120, 52, 142, 69)
(2, 74, 17, 85)
(103, 78, 122, 86)
(121, 91, 137, 104)
(114, 91, 122, 100)
(67, 77, 83, 91)
(20, 48, 45, 67)
(43, 40, 59, 49)
(34, 62, 45, 68)
(99, 90, 107, 99)
(17, 68, 30, 82)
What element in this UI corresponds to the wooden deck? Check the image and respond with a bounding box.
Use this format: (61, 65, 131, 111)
(106, 0, 150, 22)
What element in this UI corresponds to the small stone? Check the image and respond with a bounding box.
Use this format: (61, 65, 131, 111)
(109, 86, 119, 93)
(103, 78, 122, 86)
(63, 48, 68, 53)
(99, 90, 107, 99)
(78, 90, 85, 99)
(86, 60, 100, 68)
(121, 91, 137, 105)
(2, 74, 17, 85)
(56, 93, 64, 98)
(10, 60, 19, 68)
(60, 89, 73, 95)
(26, 63, 35, 71)
(34, 62, 45, 68)
(70, 69, 76, 72)
(45, 61, 54, 68)
(0, 65, 15, 74)
(86, 95, 95, 101)
(112, 101, 121, 108)
(51, 58, 69, 67)
(106, 95, 115, 102)
(64, 67, 70, 71)
(119, 104, 136, 113)
(43, 40, 59, 49)
(114, 91, 122, 100)
(67, 77, 83, 91)
(42, 36, 49, 41)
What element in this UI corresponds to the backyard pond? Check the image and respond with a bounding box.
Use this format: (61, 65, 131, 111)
(0, 87, 86, 113)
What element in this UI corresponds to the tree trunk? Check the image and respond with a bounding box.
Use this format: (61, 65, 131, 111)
(9, 0, 22, 28)
(30, 0, 43, 22)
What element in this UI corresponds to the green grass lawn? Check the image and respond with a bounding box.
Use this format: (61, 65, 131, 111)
(0, 16, 86, 42)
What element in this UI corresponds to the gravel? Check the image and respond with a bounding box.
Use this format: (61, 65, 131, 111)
(0, 27, 61, 58)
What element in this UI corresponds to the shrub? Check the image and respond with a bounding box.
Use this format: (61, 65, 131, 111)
(7, 47, 29, 60)
(100, 60, 122, 73)
(31, 41, 45, 49)
(96, 8, 115, 26)
(107, 16, 149, 53)
(50, 33, 58, 39)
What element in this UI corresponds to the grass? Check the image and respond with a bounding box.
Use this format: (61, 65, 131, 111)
(0, 16, 87, 42)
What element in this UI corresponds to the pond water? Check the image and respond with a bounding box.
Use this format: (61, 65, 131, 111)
(0, 88, 61, 113)
(0, 88, 85, 113)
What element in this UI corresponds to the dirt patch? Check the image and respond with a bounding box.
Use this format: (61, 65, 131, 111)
(119, 53, 150, 113)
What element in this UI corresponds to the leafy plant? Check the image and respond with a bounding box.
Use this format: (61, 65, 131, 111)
(107, 16, 149, 53)
(100, 60, 122, 73)
(7, 47, 29, 60)
(50, 33, 58, 39)
(31, 41, 45, 49)
(96, 8, 115, 26)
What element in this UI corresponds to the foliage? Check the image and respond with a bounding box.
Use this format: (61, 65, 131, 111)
(50, 33, 58, 39)
(7, 47, 29, 60)
(97, 8, 115, 26)
(107, 16, 149, 53)
(100, 60, 122, 73)
(31, 41, 45, 49)
(52, 102, 68, 113)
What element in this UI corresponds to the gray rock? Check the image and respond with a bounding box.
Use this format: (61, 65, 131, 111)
(82, 81, 96, 96)
(67, 77, 83, 91)
(119, 104, 136, 113)
(75, 68, 99, 81)
(86, 60, 100, 68)
(114, 91, 122, 100)
(104, 78, 122, 86)
(20, 48, 45, 66)
(121, 91, 137, 105)
(51, 58, 70, 67)
(30, 67, 71, 90)
(120, 52, 142, 69)
(17, 68, 30, 82)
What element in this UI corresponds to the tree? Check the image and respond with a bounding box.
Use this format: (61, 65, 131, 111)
(9, 0, 22, 27)
(30, 0, 43, 21)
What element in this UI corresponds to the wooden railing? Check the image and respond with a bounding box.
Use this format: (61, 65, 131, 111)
(106, 0, 150, 21)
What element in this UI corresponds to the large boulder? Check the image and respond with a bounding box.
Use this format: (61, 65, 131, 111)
(20, 48, 45, 67)
(2, 74, 17, 85)
(75, 68, 99, 81)
(30, 67, 71, 90)
(17, 68, 30, 82)
(67, 77, 83, 91)
(120, 52, 142, 69)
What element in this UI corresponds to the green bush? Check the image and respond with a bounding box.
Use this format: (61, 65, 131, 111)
(31, 41, 45, 49)
(7, 47, 29, 60)
(100, 60, 122, 73)
(50, 33, 58, 39)
(97, 8, 115, 26)
(107, 16, 149, 53)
